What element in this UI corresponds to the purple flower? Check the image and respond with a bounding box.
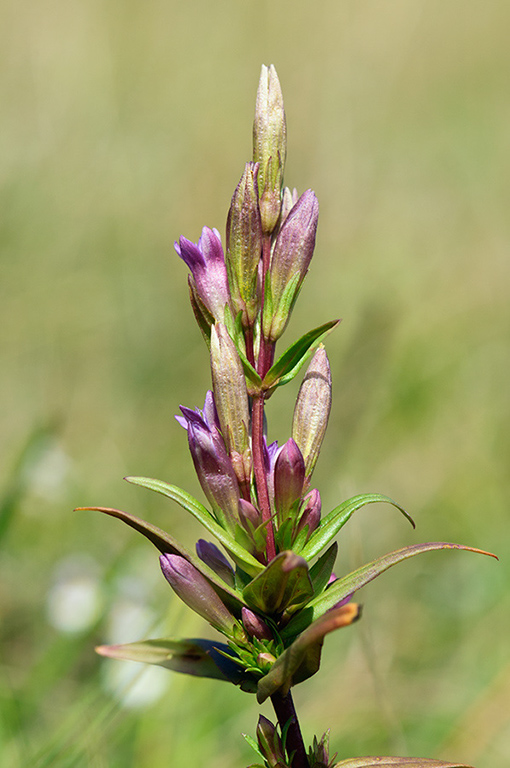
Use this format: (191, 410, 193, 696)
(160, 554, 236, 634)
(273, 438, 306, 523)
(175, 227, 232, 322)
(178, 393, 241, 533)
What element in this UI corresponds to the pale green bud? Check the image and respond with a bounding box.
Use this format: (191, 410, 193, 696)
(292, 345, 332, 478)
(226, 162, 262, 327)
(253, 64, 286, 235)
(210, 323, 252, 491)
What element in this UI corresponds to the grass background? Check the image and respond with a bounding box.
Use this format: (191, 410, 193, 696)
(1, 1, 509, 766)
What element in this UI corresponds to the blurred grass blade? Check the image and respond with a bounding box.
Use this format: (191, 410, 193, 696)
(125, 476, 264, 576)
(0, 423, 58, 545)
(300, 494, 415, 561)
(334, 759, 473, 767)
(283, 542, 497, 639)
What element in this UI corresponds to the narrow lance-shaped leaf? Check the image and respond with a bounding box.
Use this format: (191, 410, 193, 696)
(283, 542, 497, 639)
(300, 493, 415, 562)
(262, 319, 340, 391)
(96, 637, 248, 685)
(77, 505, 246, 610)
(125, 476, 264, 577)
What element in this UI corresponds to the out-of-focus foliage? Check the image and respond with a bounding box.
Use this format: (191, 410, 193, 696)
(0, 1, 508, 767)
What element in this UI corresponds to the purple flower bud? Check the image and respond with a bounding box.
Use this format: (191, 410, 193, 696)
(296, 488, 322, 540)
(273, 438, 305, 523)
(279, 186, 299, 227)
(263, 190, 319, 341)
(226, 162, 262, 327)
(238, 499, 261, 531)
(175, 227, 231, 323)
(180, 403, 241, 533)
(253, 65, 286, 235)
(196, 539, 235, 587)
(210, 324, 252, 494)
(241, 607, 273, 641)
(160, 554, 236, 634)
(292, 345, 332, 479)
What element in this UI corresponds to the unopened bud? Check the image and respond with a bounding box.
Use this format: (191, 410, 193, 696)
(210, 324, 252, 492)
(238, 499, 261, 531)
(263, 190, 319, 341)
(241, 607, 273, 641)
(196, 540, 235, 587)
(256, 715, 286, 768)
(273, 438, 305, 523)
(279, 186, 299, 227)
(160, 554, 236, 635)
(296, 488, 322, 540)
(226, 162, 262, 327)
(253, 65, 286, 234)
(292, 345, 331, 478)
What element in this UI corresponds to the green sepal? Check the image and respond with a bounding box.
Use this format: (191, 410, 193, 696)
(262, 319, 340, 391)
(282, 542, 497, 640)
(256, 603, 360, 703)
(96, 637, 248, 686)
(78, 505, 245, 609)
(335, 759, 474, 767)
(243, 551, 314, 616)
(300, 494, 415, 562)
(309, 541, 338, 596)
(125, 476, 264, 577)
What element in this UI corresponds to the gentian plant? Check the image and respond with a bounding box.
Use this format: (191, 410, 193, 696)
(80, 66, 496, 768)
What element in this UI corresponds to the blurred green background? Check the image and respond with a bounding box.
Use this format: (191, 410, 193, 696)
(1, 1, 509, 766)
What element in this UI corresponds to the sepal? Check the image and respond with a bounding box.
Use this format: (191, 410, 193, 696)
(256, 603, 360, 703)
(243, 551, 313, 616)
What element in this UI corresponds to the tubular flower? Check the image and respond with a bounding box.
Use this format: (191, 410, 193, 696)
(175, 226, 231, 323)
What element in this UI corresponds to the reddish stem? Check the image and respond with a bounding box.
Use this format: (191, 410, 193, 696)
(271, 690, 309, 768)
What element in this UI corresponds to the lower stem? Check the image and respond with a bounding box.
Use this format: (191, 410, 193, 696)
(271, 690, 308, 768)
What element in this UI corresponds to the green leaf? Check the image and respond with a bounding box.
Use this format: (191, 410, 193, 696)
(309, 542, 338, 596)
(78, 505, 246, 609)
(96, 637, 248, 685)
(334, 759, 473, 767)
(283, 542, 497, 639)
(125, 476, 264, 577)
(257, 603, 360, 703)
(243, 551, 314, 616)
(262, 319, 340, 391)
(300, 494, 415, 562)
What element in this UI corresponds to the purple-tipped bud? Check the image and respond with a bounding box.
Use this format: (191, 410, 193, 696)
(273, 438, 306, 523)
(180, 404, 241, 533)
(292, 345, 332, 479)
(226, 162, 262, 327)
(296, 488, 322, 540)
(238, 499, 261, 531)
(175, 227, 231, 323)
(210, 323, 252, 493)
(256, 715, 285, 768)
(196, 540, 235, 587)
(160, 554, 236, 635)
(253, 65, 286, 235)
(263, 190, 319, 341)
(241, 607, 273, 641)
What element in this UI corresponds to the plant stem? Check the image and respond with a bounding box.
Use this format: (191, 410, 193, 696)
(271, 690, 308, 768)
(252, 392, 276, 562)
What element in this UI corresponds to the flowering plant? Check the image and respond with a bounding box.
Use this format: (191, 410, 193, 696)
(80, 66, 495, 768)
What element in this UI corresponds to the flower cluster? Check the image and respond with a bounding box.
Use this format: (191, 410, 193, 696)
(82, 66, 495, 768)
